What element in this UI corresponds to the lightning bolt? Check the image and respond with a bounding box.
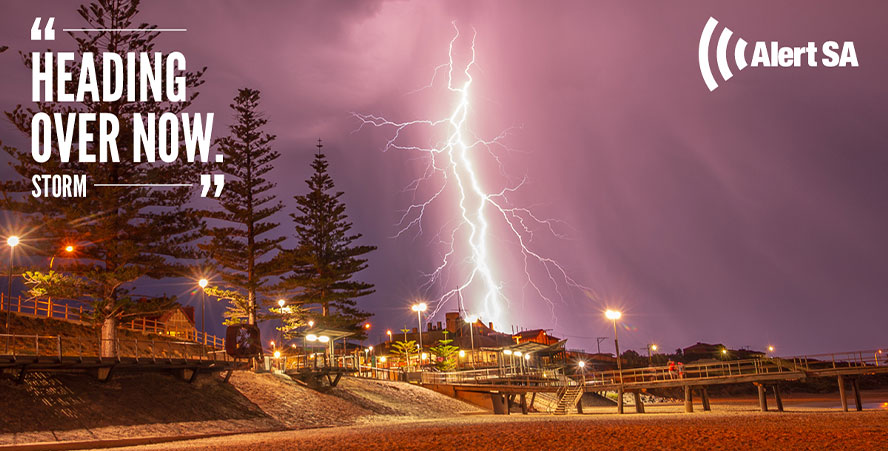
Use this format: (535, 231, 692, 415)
(353, 23, 590, 329)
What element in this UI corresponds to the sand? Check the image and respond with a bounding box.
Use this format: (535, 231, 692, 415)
(101, 405, 888, 450)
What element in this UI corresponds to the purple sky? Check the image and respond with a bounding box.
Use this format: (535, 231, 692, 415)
(2, 1, 887, 356)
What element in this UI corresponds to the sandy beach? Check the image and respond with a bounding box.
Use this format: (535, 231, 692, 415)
(104, 406, 888, 451)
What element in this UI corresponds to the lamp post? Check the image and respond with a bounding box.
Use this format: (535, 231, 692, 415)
(5, 236, 20, 331)
(411, 302, 427, 366)
(401, 327, 412, 369)
(767, 345, 775, 357)
(386, 329, 392, 344)
(647, 343, 658, 366)
(277, 299, 286, 346)
(198, 278, 209, 345)
(605, 309, 623, 384)
(578, 360, 586, 386)
(46, 244, 75, 319)
(465, 314, 477, 368)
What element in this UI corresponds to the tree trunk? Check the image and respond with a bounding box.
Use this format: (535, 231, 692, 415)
(101, 316, 119, 358)
(248, 291, 256, 325)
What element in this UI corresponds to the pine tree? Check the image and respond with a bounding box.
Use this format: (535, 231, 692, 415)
(392, 339, 416, 367)
(281, 141, 376, 336)
(200, 88, 286, 326)
(0, 0, 205, 357)
(430, 330, 459, 371)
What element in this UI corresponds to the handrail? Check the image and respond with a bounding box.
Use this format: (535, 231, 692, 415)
(415, 347, 887, 389)
(1, 293, 225, 349)
(0, 333, 230, 363)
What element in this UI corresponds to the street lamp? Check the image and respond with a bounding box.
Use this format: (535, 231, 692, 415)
(318, 335, 331, 367)
(411, 302, 427, 365)
(5, 236, 20, 331)
(465, 314, 478, 368)
(50, 244, 76, 269)
(198, 278, 209, 345)
(277, 299, 286, 346)
(45, 244, 76, 319)
(767, 345, 775, 357)
(647, 343, 658, 366)
(578, 360, 586, 385)
(386, 329, 392, 344)
(605, 309, 623, 384)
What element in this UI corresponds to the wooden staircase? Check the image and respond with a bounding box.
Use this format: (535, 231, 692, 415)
(552, 385, 584, 415)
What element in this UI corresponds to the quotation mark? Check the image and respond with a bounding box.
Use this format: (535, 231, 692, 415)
(31, 17, 55, 41)
(200, 174, 225, 197)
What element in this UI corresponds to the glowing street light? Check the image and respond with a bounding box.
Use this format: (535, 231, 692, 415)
(386, 329, 392, 343)
(578, 360, 586, 385)
(605, 309, 623, 384)
(273, 350, 281, 359)
(5, 235, 21, 331)
(411, 302, 427, 365)
(647, 343, 658, 366)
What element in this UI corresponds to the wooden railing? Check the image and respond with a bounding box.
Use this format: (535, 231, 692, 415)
(0, 333, 230, 362)
(0, 294, 224, 350)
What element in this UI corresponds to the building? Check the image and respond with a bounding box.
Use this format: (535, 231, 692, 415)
(374, 311, 568, 370)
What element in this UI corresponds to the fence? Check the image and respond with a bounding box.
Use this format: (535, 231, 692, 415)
(420, 366, 567, 386)
(0, 293, 225, 350)
(0, 333, 230, 362)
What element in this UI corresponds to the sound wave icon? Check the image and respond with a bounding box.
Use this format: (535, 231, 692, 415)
(699, 17, 748, 91)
